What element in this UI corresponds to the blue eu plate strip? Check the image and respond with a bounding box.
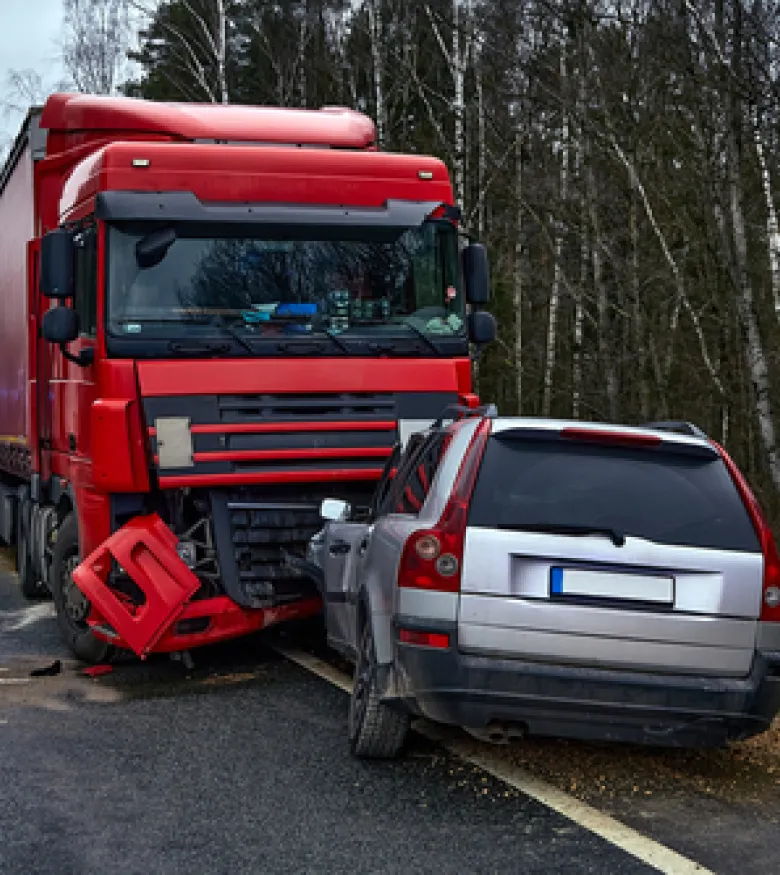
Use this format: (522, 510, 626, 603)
(550, 567, 564, 595)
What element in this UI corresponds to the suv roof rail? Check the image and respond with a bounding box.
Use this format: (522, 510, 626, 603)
(432, 403, 498, 429)
(642, 420, 709, 440)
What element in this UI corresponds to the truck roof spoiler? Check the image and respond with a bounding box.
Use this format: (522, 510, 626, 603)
(432, 403, 498, 429)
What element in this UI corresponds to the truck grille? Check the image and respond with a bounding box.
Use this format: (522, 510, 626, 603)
(229, 502, 321, 603)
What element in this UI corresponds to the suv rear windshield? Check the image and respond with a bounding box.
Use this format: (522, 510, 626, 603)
(468, 435, 761, 553)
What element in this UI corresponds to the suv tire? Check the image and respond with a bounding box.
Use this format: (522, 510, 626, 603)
(348, 618, 409, 759)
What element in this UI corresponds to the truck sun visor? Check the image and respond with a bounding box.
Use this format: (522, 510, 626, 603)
(95, 191, 447, 228)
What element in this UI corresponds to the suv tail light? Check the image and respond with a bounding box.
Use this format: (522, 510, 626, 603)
(714, 441, 780, 622)
(398, 419, 491, 593)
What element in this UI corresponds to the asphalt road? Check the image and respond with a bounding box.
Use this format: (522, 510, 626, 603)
(0, 552, 771, 875)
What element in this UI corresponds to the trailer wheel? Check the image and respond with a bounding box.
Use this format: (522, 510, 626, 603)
(17, 502, 47, 600)
(51, 514, 112, 664)
(348, 617, 409, 759)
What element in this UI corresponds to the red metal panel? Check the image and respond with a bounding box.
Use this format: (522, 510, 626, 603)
(137, 358, 463, 397)
(91, 399, 139, 491)
(0, 142, 34, 456)
(149, 420, 398, 437)
(41, 94, 377, 149)
(58, 141, 451, 219)
(190, 447, 392, 463)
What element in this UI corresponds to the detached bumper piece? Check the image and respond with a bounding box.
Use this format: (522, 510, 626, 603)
(73, 514, 202, 658)
(73, 513, 323, 658)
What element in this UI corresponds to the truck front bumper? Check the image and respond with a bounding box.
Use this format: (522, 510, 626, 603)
(91, 594, 322, 654)
(74, 512, 322, 658)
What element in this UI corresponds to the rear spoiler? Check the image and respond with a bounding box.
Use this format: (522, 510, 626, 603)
(641, 421, 709, 440)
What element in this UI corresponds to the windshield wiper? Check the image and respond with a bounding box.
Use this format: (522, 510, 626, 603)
(208, 316, 255, 355)
(495, 522, 626, 547)
(399, 319, 445, 355)
(167, 340, 231, 357)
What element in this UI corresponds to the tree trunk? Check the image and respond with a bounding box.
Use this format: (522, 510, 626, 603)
(752, 107, 780, 319)
(542, 46, 568, 418)
(514, 126, 523, 415)
(367, 0, 386, 145)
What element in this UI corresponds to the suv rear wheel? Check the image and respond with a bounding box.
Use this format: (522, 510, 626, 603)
(348, 617, 409, 759)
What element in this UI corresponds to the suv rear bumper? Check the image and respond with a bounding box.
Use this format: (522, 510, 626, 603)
(390, 632, 780, 747)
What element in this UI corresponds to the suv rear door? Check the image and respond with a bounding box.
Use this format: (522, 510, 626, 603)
(458, 423, 764, 677)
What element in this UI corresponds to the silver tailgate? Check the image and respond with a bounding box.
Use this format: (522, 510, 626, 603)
(459, 529, 763, 676)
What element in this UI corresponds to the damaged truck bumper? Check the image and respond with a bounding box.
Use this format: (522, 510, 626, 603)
(71, 513, 321, 658)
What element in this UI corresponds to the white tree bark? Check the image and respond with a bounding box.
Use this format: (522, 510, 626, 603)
(752, 107, 780, 318)
(542, 47, 568, 418)
(721, 141, 780, 490)
(424, 1, 473, 209)
(514, 126, 523, 415)
(367, 0, 386, 144)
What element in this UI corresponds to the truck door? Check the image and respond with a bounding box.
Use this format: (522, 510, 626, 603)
(27, 239, 52, 481)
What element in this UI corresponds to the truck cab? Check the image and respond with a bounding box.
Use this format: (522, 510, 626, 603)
(4, 93, 494, 662)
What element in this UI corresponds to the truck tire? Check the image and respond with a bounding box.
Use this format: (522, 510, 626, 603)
(348, 617, 409, 759)
(17, 501, 47, 600)
(51, 514, 112, 664)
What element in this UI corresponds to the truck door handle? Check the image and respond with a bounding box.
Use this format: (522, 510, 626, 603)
(329, 541, 351, 556)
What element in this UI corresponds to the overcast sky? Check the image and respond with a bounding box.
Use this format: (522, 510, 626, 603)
(1, 0, 65, 142)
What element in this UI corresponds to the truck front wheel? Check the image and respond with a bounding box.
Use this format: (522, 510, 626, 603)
(51, 514, 112, 664)
(17, 503, 46, 600)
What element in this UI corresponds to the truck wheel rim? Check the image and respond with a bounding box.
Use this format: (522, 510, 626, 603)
(62, 555, 89, 625)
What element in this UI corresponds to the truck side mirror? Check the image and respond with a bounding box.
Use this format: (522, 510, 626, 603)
(40, 229, 75, 298)
(42, 306, 79, 344)
(463, 243, 490, 305)
(41, 306, 94, 367)
(468, 311, 496, 346)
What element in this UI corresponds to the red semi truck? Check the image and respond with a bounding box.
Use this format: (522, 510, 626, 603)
(0, 93, 494, 663)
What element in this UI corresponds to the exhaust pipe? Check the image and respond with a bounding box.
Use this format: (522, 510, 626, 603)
(466, 720, 528, 745)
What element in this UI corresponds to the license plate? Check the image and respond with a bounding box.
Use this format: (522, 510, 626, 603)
(550, 567, 674, 604)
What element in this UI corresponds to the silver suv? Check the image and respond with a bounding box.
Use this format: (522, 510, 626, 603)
(309, 411, 780, 758)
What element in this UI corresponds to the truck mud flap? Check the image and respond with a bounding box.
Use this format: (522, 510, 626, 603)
(72, 514, 201, 658)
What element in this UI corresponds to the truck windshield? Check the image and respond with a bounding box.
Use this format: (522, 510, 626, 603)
(106, 220, 464, 344)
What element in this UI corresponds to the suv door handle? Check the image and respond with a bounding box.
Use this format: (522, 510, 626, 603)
(357, 538, 369, 556)
(329, 541, 351, 556)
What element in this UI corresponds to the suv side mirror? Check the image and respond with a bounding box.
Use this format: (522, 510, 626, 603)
(42, 306, 79, 344)
(40, 229, 75, 298)
(468, 310, 496, 345)
(320, 498, 351, 522)
(463, 243, 490, 305)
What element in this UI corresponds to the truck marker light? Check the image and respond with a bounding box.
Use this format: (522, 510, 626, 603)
(131, 158, 151, 167)
(418, 170, 434, 179)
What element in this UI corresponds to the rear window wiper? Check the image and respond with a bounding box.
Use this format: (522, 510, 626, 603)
(494, 522, 626, 547)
